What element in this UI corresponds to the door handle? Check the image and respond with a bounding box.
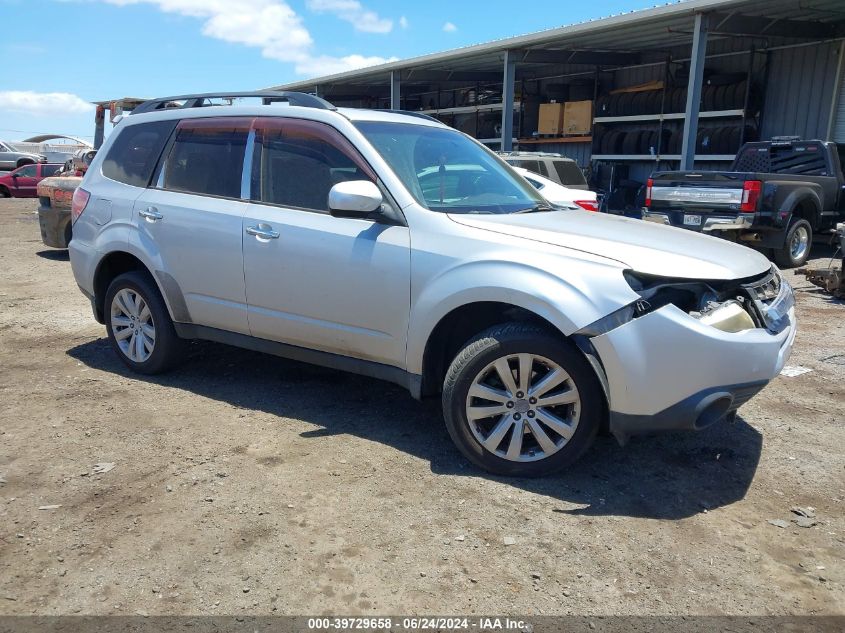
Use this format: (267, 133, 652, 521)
(246, 224, 280, 240)
(139, 207, 163, 222)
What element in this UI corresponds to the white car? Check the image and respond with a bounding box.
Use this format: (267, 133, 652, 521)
(68, 91, 796, 476)
(513, 166, 598, 211)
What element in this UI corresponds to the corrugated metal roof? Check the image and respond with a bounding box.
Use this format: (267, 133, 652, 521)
(270, 0, 845, 91)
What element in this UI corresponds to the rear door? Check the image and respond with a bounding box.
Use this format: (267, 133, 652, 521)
(241, 117, 410, 367)
(131, 117, 252, 334)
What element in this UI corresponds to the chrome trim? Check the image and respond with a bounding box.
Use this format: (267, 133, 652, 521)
(642, 212, 670, 225)
(651, 186, 743, 206)
(702, 215, 753, 231)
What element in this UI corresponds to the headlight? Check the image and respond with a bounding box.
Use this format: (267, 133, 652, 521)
(693, 300, 756, 333)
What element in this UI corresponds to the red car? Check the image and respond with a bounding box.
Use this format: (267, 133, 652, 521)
(0, 163, 63, 198)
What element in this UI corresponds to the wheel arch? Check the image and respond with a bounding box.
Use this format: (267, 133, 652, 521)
(92, 250, 179, 324)
(15, 158, 35, 168)
(779, 187, 822, 229)
(419, 301, 563, 398)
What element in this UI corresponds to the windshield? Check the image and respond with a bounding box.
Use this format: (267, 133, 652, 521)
(355, 121, 545, 214)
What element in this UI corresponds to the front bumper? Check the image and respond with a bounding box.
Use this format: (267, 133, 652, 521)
(37, 205, 71, 248)
(591, 296, 796, 443)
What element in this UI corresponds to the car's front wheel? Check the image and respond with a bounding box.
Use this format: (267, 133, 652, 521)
(442, 322, 602, 476)
(105, 271, 185, 374)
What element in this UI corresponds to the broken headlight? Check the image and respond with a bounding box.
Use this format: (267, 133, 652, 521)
(624, 270, 757, 333)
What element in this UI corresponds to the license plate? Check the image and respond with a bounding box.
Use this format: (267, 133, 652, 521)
(683, 214, 702, 226)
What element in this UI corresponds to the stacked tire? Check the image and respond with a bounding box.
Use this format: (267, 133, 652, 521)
(594, 80, 760, 117)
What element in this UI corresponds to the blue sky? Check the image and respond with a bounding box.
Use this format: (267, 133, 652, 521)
(0, 0, 658, 141)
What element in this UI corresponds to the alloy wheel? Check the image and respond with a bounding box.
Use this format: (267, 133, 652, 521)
(790, 225, 809, 261)
(110, 288, 156, 363)
(465, 353, 580, 462)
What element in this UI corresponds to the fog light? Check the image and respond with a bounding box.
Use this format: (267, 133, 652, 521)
(695, 301, 755, 333)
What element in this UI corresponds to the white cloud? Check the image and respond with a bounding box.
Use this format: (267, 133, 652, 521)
(399, 15, 408, 29)
(0, 91, 93, 117)
(95, 0, 394, 77)
(306, 0, 392, 34)
(442, 21, 457, 32)
(296, 54, 399, 77)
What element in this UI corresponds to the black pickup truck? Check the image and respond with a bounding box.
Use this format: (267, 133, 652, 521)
(643, 139, 845, 267)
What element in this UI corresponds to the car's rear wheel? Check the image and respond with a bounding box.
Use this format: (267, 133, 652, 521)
(774, 218, 812, 268)
(0, 186, 9, 198)
(105, 271, 185, 374)
(442, 322, 602, 476)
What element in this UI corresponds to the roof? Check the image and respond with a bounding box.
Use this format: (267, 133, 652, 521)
(22, 134, 92, 147)
(270, 0, 845, 94)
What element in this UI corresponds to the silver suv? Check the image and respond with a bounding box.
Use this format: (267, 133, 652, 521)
(69, 91, 796, 476)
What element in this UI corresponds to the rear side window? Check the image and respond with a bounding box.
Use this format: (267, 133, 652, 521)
(102, 120, 176, 187)
(160, 118, 250, 199)
(516, 159, 542, 175)
(43, 165, 61, 177)
(734, 143, 832, 176)
(552, 160, 587, 187)
(253, 118, 375, 212)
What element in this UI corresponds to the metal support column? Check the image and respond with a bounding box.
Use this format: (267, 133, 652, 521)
(390, 70, 401, 110)
(93, 106, 106, 150)
(500, 50, 517, 151)
(680, 13, 708, 170)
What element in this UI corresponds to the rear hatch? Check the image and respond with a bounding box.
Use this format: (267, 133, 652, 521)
(647, 171, 756, 231)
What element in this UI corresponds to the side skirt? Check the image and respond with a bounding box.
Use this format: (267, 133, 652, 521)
(173, 323, 423, 399)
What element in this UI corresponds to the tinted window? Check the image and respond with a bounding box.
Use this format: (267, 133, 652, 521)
(356, 121, 543, 214)
(515, 159, 542, 175)
(161, 118, 249, 199)
(552, 160, 587, 187)
(255, 118, 375, 212)
(16, 165, 37, 177)
(103, 120, 176, 187)
(43, 165, 62, 177)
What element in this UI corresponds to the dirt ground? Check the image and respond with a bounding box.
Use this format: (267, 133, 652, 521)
(0, 197, 843, 617)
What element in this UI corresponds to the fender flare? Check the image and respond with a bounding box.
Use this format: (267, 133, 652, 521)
(406, 259, 635, 375)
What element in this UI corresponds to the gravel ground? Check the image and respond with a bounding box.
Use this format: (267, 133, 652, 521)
(0, 197, 842, 616)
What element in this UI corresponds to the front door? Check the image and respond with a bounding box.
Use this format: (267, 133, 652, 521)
(242, 117, 410, 368)
(11, 164, 38, 197)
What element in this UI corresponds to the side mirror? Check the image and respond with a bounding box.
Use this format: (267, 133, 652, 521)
(328, 180, 383, 219)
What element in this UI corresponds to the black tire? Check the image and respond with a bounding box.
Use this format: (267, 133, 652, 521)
(63, 221, 72, 248)
(16, 159, 34, 169)
(104, 271, 186, 374)
(442, 322, 603, 477)
(774, 218, 813, 268)
(0, 186, 9, 198)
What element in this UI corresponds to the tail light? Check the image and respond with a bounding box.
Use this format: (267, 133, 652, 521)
(645, 178, 653, 207)
(740, 180, 762, 213)
(71, 187, 90, 224)
(574, 199, 599, 212)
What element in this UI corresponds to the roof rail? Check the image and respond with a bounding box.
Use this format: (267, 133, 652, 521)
(131, 91, 336, 115)
(380, 109, 441, 123)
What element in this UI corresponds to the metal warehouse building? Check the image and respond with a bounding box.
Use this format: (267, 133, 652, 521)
(271, 0, 845, 209)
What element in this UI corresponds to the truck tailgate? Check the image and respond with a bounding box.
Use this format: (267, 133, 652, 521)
(647, 171, 754, 231)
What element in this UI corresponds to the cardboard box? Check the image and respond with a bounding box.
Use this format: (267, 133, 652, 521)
(563, 100, 593, 135)
(538, 102, 565, 135)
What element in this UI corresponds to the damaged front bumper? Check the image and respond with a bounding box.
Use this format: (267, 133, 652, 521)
(584, 270, 796, 443)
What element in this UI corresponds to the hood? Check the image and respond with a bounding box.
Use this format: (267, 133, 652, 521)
(448, 209, 772, 280)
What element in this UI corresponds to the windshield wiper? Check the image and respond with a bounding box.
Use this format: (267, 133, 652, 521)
(513, 203, 554, 214)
